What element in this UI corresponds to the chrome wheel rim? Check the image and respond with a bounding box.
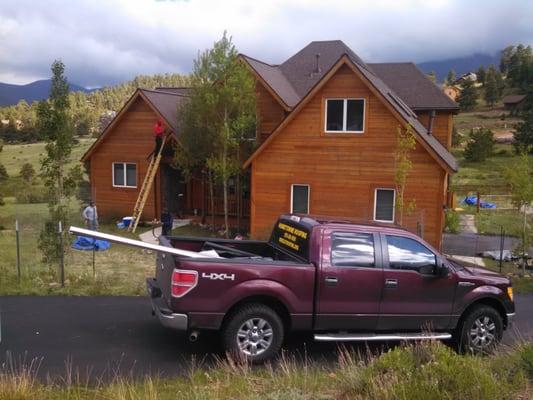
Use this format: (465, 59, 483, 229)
(469, 316, 496, 350)
(236, 318, 273, 356)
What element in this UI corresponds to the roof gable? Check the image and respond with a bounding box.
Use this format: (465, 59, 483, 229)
(243, 55, 457, 173)
(81, 89, 188, 162)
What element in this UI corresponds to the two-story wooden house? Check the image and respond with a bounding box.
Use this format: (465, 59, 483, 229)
(82, 40, 458, 249)
(240, 40, 459, 248)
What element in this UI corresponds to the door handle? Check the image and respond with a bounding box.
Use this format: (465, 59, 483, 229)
(325, 276, 338, 286)
(385, 278, 398, 288)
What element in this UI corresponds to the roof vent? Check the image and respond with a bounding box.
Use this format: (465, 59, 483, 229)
(313, 53, 322, 75)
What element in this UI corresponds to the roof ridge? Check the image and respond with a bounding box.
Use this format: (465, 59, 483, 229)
(140, 88, 189, 97)
(240, 54, 279, 68)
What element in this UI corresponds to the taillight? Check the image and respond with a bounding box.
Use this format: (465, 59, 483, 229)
(171, 269, 198, 298)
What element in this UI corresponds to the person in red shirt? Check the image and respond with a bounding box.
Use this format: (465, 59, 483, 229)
(153, 120, 165, 156)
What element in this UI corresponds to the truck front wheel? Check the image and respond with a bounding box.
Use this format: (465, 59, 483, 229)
(222, 304, 284, 363)
(456, 305, 503, 354)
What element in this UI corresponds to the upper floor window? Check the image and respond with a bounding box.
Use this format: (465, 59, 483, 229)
(325, 98, 365, 133)
(113, 162, 137, 188)
(291, 184, 309, 214)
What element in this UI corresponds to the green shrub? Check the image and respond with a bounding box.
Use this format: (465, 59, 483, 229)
(444, 210, 460, 233)
(0, 163, 7, 181)
(340, 342, 525, 400)
(519, 342, 533, 377)
(15, 187, 48, 204)
(464, 128, 495, 162)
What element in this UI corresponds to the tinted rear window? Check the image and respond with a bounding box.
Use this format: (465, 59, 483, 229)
(332, 232, 375, 268)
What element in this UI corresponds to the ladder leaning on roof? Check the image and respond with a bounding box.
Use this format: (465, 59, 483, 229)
(128, 135, 167, 233)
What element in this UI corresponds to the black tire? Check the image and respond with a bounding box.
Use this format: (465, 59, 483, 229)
(221, 304, 284, 363)
(455, 305, 503, 354)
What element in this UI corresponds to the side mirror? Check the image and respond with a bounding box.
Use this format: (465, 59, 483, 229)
(419, 260, 448, 277)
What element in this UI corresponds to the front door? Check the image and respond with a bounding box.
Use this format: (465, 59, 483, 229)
(161, 164, 185, 216)
(316, 228, 384, 331)
(377, 233, 457, 331)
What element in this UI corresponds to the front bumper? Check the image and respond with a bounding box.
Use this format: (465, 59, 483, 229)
(146, 278, 188, 331)
(507, 312, 516, 327)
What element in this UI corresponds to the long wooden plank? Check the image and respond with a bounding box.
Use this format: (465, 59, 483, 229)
(69, 226, 212, 258)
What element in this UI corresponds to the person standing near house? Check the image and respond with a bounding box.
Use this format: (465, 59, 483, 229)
(82, 200, 99, 230)
(161, 208, 173, 236)
(153, 119, 165, 157)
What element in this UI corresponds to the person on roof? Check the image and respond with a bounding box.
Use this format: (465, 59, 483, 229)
(153, 120, 165, 157)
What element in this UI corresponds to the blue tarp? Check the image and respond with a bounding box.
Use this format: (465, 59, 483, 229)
(461, 196, 497, 209)
(71, 236, 111, 251)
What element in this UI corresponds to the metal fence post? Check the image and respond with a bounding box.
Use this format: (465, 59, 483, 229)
(15, 219, 21, 283)
(499, 226, 505, 274)
(59, 221, 65, 288)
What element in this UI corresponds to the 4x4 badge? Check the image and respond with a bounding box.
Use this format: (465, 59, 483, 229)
(201, 272, 235, 281)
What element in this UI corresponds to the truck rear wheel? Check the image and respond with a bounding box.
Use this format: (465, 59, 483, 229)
(222, 304, 284, 363)
(456, 305, 503, 354)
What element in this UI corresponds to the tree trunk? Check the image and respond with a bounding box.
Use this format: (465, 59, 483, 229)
(236, 172, 241, 235)
(208, 170, 215, 232)
(222, 139, 229, 238)
(201, 171, 206, 225)
(523, 205, 528, 274)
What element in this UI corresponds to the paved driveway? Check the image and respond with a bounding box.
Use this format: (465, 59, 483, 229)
(0, 295, 531, 381)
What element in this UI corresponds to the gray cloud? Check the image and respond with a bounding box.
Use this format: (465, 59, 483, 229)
(1, 0, 532, 87)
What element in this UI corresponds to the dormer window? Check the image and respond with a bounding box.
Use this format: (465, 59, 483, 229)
(325, 98, 365, 133)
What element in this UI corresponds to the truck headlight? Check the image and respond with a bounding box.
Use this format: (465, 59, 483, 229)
(507, 286, 514, 302)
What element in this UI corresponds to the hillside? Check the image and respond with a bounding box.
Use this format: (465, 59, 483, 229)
(0, 79, 93, 106)
(417, 53, 500, 82)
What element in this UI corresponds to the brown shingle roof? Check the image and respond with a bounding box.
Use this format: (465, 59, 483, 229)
(81, 88, 189, 161)
(502, 94, 526, 104)
(241, 56, 300, 108)
(368, 63, 459, 110)
(140, 88, 189, 133)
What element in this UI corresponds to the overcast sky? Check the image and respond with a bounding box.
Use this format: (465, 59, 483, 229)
(1, 0, 532, 87)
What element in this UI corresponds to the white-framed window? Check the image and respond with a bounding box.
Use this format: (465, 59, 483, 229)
(112, 162, 137, 188)
(374, 188, 395, 222)
(325, 98, 365, 133)
(290, 184, 310, 214)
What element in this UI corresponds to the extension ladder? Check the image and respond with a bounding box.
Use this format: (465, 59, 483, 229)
(128, 135, 167, 233)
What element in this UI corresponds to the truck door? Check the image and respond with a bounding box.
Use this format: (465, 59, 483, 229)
(377, 233, 456, 331)
(316, 229, 383, 331)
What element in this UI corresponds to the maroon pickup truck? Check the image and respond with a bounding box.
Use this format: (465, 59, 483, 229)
(146, 215, 515, 362)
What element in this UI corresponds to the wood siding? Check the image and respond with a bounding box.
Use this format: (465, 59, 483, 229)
(256, 82, 286, 143)
(250, 64, 447, 249)
(89, 97, 160, 221)
(416, 111, 453, 150)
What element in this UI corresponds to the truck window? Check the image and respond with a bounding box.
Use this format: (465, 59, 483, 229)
(385, 235, 436, 272)
(331, 232, 375, 268)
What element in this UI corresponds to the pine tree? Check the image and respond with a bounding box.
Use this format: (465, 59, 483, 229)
(476, 66, 486, 86)
(457, 79, 478, 111)
(484, 65, 500, 108)
(446, 69, 456, 85)
(464, 129, 494, 161)
(514, 109, 533, 154)
(427, 71, 436, 83)
(37, 60, 82, 262)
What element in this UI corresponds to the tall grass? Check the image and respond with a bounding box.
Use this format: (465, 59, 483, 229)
(1, 341, 532, 399)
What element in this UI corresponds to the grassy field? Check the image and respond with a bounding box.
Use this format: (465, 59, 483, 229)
(0, 137, 95, 176)
(1, 341, 532, 399)
(0, 194, 215, 296)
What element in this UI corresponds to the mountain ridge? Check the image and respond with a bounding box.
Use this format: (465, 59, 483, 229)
(0, 79, 94, 107)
